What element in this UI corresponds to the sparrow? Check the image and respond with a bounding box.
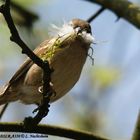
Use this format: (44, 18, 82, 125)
(0, 18, 94, 105)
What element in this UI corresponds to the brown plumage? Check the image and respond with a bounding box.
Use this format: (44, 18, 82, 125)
(0, 19, 93, 105)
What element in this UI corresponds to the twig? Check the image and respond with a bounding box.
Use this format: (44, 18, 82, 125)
(0, 0, 52, 126)
(87, 7, 105, 23)
(132, 111, 140, 140)
(2, 0, 38, 27)
(0, 103, 8, 120)
(0, 0, 43, 67)
(0, 122, 109, 140)
(85, 0, 140, 29)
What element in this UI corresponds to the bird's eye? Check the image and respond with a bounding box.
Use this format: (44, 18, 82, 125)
(83, 27, 91, 34)
(74, 26, 91, 34)
(74, 26, 82, 34)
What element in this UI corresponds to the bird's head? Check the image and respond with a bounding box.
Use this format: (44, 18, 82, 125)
(53, 18, 95, 45)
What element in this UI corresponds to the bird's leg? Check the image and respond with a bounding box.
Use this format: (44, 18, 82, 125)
(23, 89, 53, 128)
(32, 84, 56, 114)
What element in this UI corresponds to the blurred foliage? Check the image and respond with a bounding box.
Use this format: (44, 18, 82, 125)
(11, 0, 40, 7)
(91, 66, 121, 89)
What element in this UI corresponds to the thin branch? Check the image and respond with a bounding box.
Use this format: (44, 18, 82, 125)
(85, 0, 140, 29)
(87, 7, 105, 23)
(0, 122, 109, 140)
(132, 111, 140, 140)
(0, 0, 52, 125)
(0, 103, 8, 120)
(0, 0, 42, 67)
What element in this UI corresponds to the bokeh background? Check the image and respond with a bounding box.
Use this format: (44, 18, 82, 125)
(0, 0, 140, 139)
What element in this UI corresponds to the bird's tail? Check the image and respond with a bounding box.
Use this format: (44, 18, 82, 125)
(0, 86, 18, 105)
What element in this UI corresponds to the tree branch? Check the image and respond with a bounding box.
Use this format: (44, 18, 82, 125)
(85, 0, 140, 29)
(132, 111, 140, 140)
(0, 122, 109, 140)
(0, 0, 42, 67)
(0, 0, 52, 125)
(87, 7, 105, 23)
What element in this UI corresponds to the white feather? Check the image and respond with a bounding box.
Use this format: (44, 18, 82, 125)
(81, 31, 95, 44)
(51, 22, 95, 44)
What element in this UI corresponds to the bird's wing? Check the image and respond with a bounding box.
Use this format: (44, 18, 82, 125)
(6, 39, 50, 90)
(9, 58, 33, 85)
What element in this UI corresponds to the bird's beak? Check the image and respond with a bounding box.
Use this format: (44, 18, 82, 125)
(74, 27, 95, 44)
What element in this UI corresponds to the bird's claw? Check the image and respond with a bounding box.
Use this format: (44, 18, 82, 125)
(32, 106, 40, 114)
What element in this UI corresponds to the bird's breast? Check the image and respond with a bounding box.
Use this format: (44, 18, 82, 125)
(50, 41, 88, 102)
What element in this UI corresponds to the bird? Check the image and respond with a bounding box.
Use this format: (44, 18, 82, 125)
(0, 18, 94, 105)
